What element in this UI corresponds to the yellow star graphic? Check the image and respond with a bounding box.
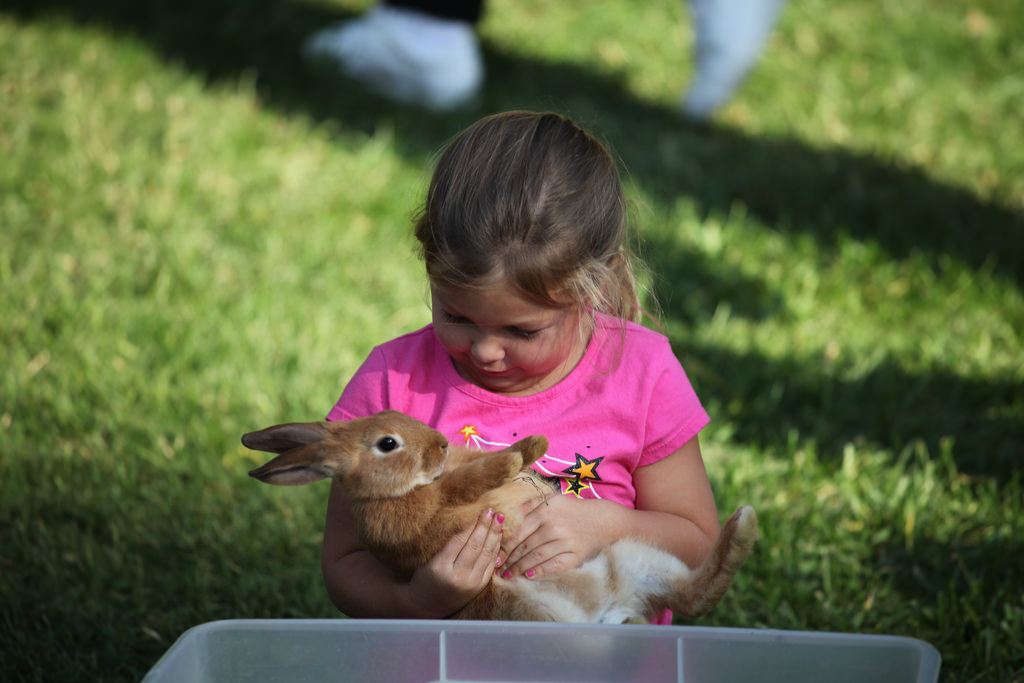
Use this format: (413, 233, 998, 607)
(458, 425, 479, 443)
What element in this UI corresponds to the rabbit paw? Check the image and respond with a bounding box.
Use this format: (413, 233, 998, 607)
(504, 452, 525, 479)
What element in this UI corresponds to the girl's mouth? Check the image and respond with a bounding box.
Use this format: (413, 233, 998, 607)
(475, 367, 510, 377)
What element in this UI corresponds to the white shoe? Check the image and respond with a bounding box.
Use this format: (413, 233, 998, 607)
(680, 0, 786, 121)
(302, 5, 483, 111)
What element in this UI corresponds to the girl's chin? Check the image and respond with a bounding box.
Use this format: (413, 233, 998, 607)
(470, 370, 521, 392)
(458, 364, 534, 395)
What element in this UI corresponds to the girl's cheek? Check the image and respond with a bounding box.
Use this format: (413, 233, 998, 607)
(437, 327, 469, 355)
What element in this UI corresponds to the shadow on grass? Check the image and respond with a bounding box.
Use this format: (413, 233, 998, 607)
(877, 535, 1023, 609)
(871, 534, 1024, 678)
(679, 343, 1022, 481)
(4, 0, 1021, 481)
(5, 0, 1021, 287)
(0, 454, 334, 682)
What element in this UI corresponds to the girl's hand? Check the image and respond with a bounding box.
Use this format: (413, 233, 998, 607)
(498, 494, 619, 580)
(405, 509, 504, 618)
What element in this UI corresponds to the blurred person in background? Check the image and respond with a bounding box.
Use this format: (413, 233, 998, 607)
(302, 0, 787, 121)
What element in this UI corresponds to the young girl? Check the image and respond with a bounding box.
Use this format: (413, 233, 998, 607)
(321, 111, 720, 624)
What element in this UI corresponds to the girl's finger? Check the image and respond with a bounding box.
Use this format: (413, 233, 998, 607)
(460, 510, 503, 589)
(516, 550, 578, 580)
(455, 509, 497, 569)
(500, 507, 543, 559)
(503, 515, 557, 569)
(476, 511, 504, 575)
(502, 536, 565, 578)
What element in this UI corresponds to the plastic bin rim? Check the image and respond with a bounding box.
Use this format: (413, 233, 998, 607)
(162, 617, 942, 654)
(143, 619, 941, 683)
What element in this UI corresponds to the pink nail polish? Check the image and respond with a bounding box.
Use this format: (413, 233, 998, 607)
(495, 513, 505, 525)
(495, 557, 502, 568)
(501, 570, 512, 580)
(525, 569, 535, 579)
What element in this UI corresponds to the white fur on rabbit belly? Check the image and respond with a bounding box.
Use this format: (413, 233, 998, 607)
(499, 539, 692, 623)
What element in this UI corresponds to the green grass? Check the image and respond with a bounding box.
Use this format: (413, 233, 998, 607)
(1, 0, 1021, 681)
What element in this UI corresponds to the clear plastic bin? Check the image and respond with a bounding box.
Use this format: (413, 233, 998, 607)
(142, 619, 941, 683)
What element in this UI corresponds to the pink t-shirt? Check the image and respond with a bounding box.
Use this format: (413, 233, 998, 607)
(327, 312, 709, 623)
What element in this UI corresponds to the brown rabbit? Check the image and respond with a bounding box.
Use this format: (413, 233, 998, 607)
(244, 409, 758, 623)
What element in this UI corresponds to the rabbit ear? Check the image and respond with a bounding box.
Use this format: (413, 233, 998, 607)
(243, 421, 352, 486)
(241, 421, 331, 454)
(248, 443, 334, 486)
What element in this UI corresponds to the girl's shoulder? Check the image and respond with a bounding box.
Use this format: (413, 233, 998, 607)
(377, 323, 437, 350)
(372, 324, 441, 361)
(360, 324, 450, 384)
(592, 312, 674, 356)
(582, 313, 686, 394)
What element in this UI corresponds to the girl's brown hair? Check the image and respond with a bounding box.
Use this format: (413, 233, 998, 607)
(414, 111, 644, 323)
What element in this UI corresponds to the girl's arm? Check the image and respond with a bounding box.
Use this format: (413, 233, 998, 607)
(321, 480, 505, 618)
(499, 435, 719, 577)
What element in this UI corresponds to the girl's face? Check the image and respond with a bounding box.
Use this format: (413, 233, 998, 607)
(431, 282, 590, 396)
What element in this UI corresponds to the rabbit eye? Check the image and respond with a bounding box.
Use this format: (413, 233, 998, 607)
(374, 436, 401, 454)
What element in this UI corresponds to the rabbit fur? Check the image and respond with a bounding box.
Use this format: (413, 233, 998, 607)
(244, 409, 758, 623)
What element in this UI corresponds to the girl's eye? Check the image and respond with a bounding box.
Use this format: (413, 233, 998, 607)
(440, 309, 541, 339)
(511, 327, 540, 340)
(442, 311, 470, 325)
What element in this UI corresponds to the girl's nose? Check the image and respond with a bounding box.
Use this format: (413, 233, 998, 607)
(470, 333, 505, 365)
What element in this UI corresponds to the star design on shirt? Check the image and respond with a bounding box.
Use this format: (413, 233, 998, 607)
(455, 424, 513, 451)
(562, 453, 604, 482)
(563, 477, 591, 497)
